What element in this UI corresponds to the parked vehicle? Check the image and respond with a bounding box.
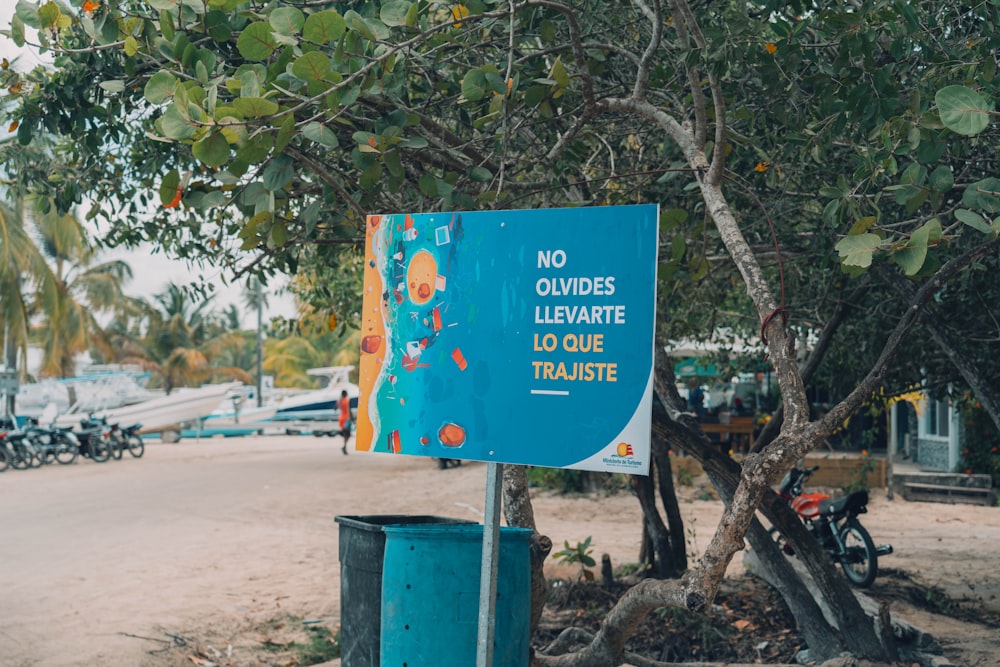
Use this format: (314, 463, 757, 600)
(121, 423, 145, 458)
(23, 417, 79, 465)
(771, 465, 893, 588)
(2, 429, 42, 469)
(74, 417, 113, 463)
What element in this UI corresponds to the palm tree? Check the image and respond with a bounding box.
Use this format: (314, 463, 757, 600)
(262, 336, 325, 388)
(30, 206, 134, 377)
(140, 283, 252, 392)
(0, 198, 66, 375)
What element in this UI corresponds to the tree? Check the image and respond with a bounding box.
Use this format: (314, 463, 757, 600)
(7, 1, 1000, 664)
(0, 197, 46, 378)
(30, 205, 134, 376)
(129, 283, 251, 391)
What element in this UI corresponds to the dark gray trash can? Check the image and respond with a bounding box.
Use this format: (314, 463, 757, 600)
(334, 514, 473, 667)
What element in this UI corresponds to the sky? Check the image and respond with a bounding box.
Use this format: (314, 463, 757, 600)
(0, 5, 298, 329)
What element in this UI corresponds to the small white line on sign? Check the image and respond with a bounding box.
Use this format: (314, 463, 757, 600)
(530, 389, 570, 396)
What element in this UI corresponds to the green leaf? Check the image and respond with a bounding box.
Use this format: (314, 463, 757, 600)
(204, 10, 231, 42)
(16, 119, 31, 145)
(461, 69, 487, 102)
(893, 218, 939, 276)
(37, 1, 62, 30)
(846, 216, 877, 236)
(929, 166, 954, 192)
(291, 51, 331, 81)
(962, 178, 1000, 214)
(384, 149, 404, 179)
(549, 56, 570, 97)
(10, 14, 25, 46)
(900, 162, 926, 186)
(469, 166, 492, 182)
(380, 1, 413, 26)
(359, 161, 382, 189)
(835, 233, 881, 268)
(233, 97, 279, 117)
(344, 11, 390, 40)
(955, 209, 994, 234)
(192, 131, 231, 167)
(124, 35, 139, 57)
(659, 208, 688, 231)
(418, 173, 437, 197)
(303, 10, 347, 43)
(398, 135, 428, 149)
(274, 114, 295, 152)
(236, 133, 273, 163)
(158, 105, 197, 140)
(263, 155, 295, 191)
(99, 80, 126, 94)
(159, 170, 180, 205)
(302, 121, 339, 148)
(524, 84, 548, 107)
(935, 85, 993, 136)
(237, 22, 279, 62)
(144, 70, 177, 104)
(271, 222, 288, 246)
(270, 7, 304, 36)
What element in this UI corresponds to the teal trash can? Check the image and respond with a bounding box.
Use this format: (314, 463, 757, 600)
(335, 515, 474, 667)
(380, 524, 532, 667)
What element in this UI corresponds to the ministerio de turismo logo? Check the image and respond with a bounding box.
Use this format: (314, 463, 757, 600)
(602, 442, 644, 470)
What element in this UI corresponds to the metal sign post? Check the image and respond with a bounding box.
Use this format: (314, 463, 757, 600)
(476, 461, 504, 667)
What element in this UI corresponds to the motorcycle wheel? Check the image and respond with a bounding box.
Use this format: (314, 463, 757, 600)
(0, 445, 9, 472)
(55, 439, 80, 465)
(10, 443, 33, 470)
(90, 438, 112, 463)
(838, 519, 878, 588)
(27, 443, 43, 468)
(126, 434, 145, 458)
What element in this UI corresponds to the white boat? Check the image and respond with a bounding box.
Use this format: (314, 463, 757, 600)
(198, 397, 280, 430)
(54, 382, 242, 438)
(270, 366, 359, 423)
(16, 371, 159, 418)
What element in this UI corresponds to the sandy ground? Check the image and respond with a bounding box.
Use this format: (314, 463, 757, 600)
(0, 435, 998, 666)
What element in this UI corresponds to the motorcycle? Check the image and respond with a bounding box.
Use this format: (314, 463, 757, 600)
(772, 465, 893, 588)
(120, 423, 145, 458)
(74, 417, 113, 463)
(23, 417, 80, 465)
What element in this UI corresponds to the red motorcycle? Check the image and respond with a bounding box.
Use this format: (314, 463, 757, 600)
(772, 465, 893, 588)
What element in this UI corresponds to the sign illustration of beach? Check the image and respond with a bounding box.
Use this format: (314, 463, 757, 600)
(357, 205, 658, 474)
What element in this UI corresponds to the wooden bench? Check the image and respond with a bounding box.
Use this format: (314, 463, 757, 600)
(700, 418, 755, 453)
(903, 482, 996, 506)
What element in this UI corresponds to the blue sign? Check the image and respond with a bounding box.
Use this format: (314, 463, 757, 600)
(357, 205, 658, 473)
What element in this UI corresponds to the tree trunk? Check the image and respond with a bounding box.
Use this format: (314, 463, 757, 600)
(651, 401, 689, 572)
(651, 348, 891, 661)
(706, 471, 847, 660)
(502, 464, 551, 633)
(631, 470, 679, 578)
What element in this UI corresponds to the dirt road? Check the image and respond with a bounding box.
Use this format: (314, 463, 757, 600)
(0, 436, 649, 666)
(1, 435, 998, 666)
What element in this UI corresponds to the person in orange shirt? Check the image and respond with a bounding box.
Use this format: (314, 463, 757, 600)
(338, 390, 352, 455)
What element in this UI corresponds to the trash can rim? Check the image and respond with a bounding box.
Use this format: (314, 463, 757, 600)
(334, 514, 475, 532)
(381, 524, 533, 538)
